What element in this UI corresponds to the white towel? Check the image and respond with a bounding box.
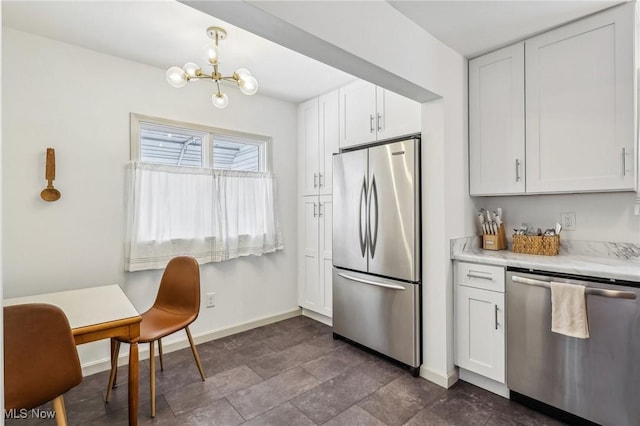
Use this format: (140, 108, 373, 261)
(550, 281, 590, 339)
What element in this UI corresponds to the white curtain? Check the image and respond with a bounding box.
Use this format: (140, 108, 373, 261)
(124, 162, 283, 272)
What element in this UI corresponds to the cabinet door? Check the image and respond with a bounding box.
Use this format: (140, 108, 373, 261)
(339, 80, 376, 149)
(525, 6, 635, 193)
(455, 285, 505, 383)
(376, 86, 421, 141)
(469, 43, 525, 195)
(299, 197, 320, 310)
(318, 195, 333, 316)
(299, 98, 319, 196)
(319, 91, 340, 195)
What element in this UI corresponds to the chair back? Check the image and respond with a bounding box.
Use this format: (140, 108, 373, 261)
(4, 303, 82, 410)
(153, 256, 201, 318)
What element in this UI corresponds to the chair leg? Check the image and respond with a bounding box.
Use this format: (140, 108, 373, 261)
(52, 395, 68, 426)
(149, 341, 156, 418)
(158, 338, 164, 371)
(106, 340, 121, 402)
(185, 326, 205, 381)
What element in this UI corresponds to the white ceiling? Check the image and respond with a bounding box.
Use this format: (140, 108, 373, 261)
(389, 0, 626, 58)
(1, 0, 356, 104)
(2, 1, 627, 103)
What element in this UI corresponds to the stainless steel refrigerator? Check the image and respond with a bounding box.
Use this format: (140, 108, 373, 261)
(332, 136, 421, 376)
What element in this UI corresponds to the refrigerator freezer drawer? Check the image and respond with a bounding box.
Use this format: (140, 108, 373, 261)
(333, 268, 420, 367)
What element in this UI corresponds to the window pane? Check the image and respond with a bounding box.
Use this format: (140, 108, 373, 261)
(213, 139, 260, 171)
(140, 127, 203, 167)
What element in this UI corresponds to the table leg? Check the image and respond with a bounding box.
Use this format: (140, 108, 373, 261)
(110, 338, 119, 387)
(128, 341, 139, 426)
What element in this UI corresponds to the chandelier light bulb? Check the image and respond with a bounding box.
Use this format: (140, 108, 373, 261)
(212, 92, 229, 109)
(235, 68, 252, 79)
(183, 62, 200, 78)
(205, 44, 220, 65)
(166, 66, 187, 88)
(238, 75, 259, 96)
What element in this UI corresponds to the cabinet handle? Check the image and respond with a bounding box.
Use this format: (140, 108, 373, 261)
(319, 172, 324, 188)
(495, 305, 499, 330)
(377, 113, 382, 132)
(313, 203, 318, 218)
(622, 148, 628, 176)
(313, 173, 318, 188)
(318, 203, 324, 217)
(515, 159, 521, 182)
(466, 272, 493, 281)
(369, 115, 375, 133)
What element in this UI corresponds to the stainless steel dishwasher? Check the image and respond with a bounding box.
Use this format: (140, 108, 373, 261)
(506, 269, 640, 426)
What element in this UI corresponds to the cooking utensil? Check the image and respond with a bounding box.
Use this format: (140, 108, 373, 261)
(40, 148, 61, 202)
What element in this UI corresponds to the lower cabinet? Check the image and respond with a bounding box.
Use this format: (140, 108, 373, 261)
(454, 261, 505, 384)
(298, 195, 333, 317)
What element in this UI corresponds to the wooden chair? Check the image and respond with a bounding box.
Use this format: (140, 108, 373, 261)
(106, 256, 205, 417)
(4, 303, 83, 426)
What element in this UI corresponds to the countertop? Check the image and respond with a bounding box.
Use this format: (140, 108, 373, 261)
(451, 237, 640, 282)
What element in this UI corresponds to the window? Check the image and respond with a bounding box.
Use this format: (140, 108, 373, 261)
(125, 114, 281, 272)
(131, 114, 269, 171)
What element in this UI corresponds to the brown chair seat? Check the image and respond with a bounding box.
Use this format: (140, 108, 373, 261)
(138, 307, 197, 343)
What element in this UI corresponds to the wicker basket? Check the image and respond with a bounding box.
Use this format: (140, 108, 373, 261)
(511, 234, 560, 256)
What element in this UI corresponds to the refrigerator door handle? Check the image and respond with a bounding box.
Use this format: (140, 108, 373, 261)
(337, 273, 406, 290)
(358, 176, 367, 257)
(368, 174, 379, 258)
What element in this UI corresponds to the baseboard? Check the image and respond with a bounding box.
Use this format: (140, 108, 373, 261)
(301, 308, 332, 326)
(420, 365, 459, 388)
(80, 307, 302, 376)
(458, 368, 509, 398)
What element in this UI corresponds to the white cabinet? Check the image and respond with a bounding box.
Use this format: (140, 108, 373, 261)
(299, 91, 339, 196)
(468, 4, 636, 196)
(469, 43, 525, 195)
(525, 5, 635, 193)
(376, 86, 422, 142)
(338, 80, 376, 148)
(299, 195, 332, 317)
(339, 80, 421, 149)
(454, 261, 505, 384)
(298, 90, 338, 318)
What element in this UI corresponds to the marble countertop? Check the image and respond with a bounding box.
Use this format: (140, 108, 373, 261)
(451, 237, 640, 282)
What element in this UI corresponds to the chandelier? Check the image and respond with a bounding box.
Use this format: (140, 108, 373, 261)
(165, 26, 258, 109)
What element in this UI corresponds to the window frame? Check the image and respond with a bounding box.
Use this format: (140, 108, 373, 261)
(130, 113, 271, 171)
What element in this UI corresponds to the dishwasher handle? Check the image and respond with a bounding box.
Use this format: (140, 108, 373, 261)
(511, 275, 637, 300)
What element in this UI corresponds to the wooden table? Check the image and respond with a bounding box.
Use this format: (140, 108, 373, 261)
(5, 285, 141, 426)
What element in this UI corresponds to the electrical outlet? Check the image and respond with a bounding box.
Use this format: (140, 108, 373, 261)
(560, 212, 576, 231)
(206, 292, 216, 308)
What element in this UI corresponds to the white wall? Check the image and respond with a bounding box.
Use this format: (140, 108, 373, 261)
(2, 28, 300, 369)
(187, 1, 475, 387)
(474, 192, 640, 243)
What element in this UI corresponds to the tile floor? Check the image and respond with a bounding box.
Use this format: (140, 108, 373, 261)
(7, 316, 565, 425)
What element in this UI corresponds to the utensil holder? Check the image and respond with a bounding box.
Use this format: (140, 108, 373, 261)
(512, 234, 560, 256)
(482, 224, 507, 251)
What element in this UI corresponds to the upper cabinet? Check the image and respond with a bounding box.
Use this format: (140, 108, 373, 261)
(299, 90, 340, 196)
(469, 4, 636, 196)
(319, 91, 340, 195)
(339, 80, 421, 149)
(469, 42, 525, 195)
(525, 6, 635, 193)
